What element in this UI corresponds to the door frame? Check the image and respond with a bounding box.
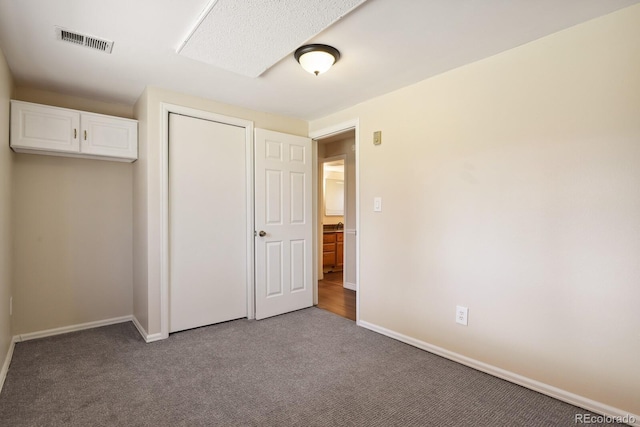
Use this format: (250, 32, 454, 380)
(160, 103, 255, 339)
(310, 119, 360, 322)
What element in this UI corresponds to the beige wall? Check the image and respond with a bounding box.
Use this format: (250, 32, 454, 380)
(14, 87, 134, 119)
(133, 86, 308, 335)
(0, 47, 14, 366)
(132, 88, 149, 332)
(11, 89, 134, 335)
(310, 5, 640, 415)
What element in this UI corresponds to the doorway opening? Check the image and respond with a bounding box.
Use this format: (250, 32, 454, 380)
(315, 129, 357, 321)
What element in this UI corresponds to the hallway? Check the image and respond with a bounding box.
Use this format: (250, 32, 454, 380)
(317, 271, 356, 321)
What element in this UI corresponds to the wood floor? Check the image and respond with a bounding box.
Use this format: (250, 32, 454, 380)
(317, 271, 356, 321)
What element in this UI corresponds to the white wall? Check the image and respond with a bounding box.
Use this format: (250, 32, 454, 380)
(0, 46, 14, 370)
(10, 88, 134, 335)
(310, 5, 640, 415)
(133, 86, 308, 336)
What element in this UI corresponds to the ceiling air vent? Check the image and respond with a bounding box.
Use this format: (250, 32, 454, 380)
(55, 26, 114, 54)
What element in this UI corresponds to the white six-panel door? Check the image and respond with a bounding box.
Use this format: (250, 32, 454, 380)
(169, 113, 248, 332)
(254, 129, 313, 320)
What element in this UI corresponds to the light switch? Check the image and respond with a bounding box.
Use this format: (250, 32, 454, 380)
(374, 197, 382, 212)
(373, 131, 382, 145)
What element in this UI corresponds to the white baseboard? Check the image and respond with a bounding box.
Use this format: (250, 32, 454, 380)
(0, 336, 17, 394)
(14, 315, 133, 343)
(357, 320, 639, 427)
(132, 316, 163, 343)
(343, 282, 357, 291)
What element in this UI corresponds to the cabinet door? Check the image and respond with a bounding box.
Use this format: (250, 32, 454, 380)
(323, 251, 336, 268)
(336, 241, 344, 268)
(80, 113, 138, 160)
(323, 233, 336, 243)
(322, 232, 336, 268)
(10, 101, 80, 153)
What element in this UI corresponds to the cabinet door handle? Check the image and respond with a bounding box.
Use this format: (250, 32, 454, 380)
(84, 130, 87, 140)
(74, 129, 77, 139)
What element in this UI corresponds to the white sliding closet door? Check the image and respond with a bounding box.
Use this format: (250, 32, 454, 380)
(169, 113, 247, 333)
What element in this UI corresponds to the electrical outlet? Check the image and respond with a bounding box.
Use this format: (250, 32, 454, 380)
(456, 305, 468, 326)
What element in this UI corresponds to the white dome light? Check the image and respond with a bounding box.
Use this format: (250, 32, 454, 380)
(294, 44, 341, 76)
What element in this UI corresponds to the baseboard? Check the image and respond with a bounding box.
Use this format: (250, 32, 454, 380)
(0, 336, 17, 394)
(357, 320, 639, 427)
(343, 282, 357, 291)
(14, 315, 133, 343)
(131, 316, 164, 343)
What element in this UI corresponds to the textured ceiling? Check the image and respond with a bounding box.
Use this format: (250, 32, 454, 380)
(0, 0, 638, 120)
(179, 0, 367, 77)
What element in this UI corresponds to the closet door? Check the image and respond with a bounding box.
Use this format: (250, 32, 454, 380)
(169, 113, 247, 333)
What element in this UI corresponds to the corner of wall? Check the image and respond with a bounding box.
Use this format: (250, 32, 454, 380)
(132, 88, 150, 333)
(0, 43, 15, 392)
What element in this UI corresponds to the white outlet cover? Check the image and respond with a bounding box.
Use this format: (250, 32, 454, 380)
(456, 305, 468, 326)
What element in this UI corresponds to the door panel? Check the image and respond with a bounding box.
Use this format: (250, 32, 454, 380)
(290, 240, 306, 291)
(169, 113, 247, 333)
(255, 129, 313, 319)
(266, 241, 283, 297)
(290, 173, 305, 223)
(266, 170, 283, 224)
(10, 101, 80, 153)
(81, 113, 137, 160)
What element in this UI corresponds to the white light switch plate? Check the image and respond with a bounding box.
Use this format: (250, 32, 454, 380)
(374, 197, 382, 212)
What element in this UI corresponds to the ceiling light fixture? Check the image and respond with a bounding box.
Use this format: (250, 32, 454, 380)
(294, 44, 340, 76)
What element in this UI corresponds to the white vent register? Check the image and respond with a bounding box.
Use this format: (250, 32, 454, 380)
(55, 26, 114, 53)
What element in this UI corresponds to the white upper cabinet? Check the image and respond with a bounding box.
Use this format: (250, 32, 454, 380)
(80, 112, 137, 160)
(10, 101, 80, 153)
(10, 100, 138, 162)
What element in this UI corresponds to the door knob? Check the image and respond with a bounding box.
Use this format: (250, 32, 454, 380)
(258, 230, 266, 237)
